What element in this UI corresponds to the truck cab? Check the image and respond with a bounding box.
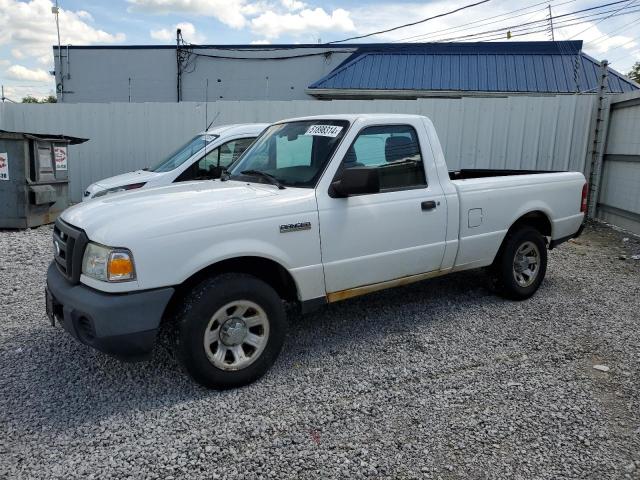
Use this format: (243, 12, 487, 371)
(46, 114, 586, 389)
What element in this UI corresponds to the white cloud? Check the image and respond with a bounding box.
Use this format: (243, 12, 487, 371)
(76, 10, 94, 21)
(6, 64, 51, 82)
(0, 0, 126, 68)
(151, 22, 205, 43)
(251, 7, 355, 39)
(281, 0, 305, 11)
(11, 48, 25, 59)
(559, 22, 637, 55)
(128, 0, 255, 29)
(250, 39, 271, 44)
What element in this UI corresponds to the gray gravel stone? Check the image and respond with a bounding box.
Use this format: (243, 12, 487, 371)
(0, 221, 639, 479)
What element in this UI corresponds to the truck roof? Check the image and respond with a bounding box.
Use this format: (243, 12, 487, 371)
(275, 113, 429, 123)
(200, 123, 269, 136)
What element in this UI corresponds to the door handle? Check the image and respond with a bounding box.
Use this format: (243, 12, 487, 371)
(421, 200, 437, 211)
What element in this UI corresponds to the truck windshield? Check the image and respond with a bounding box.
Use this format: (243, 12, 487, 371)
(227, 120, 349, 188)
(150, 134, 219, 172)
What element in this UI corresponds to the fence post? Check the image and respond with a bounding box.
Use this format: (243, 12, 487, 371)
(586, 60, 611, 218)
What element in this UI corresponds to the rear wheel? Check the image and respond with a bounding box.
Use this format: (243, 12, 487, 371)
(492, 226, 547, 300)
(175, 273, 286, 389)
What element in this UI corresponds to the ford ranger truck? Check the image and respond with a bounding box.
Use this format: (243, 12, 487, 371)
(46, 114, 586, 389)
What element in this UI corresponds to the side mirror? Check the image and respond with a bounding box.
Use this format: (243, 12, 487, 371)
(330, 167, 380, 197)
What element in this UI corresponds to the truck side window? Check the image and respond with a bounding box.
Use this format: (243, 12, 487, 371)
(218, 137, 255, 168)
(340, 125, 426, 190)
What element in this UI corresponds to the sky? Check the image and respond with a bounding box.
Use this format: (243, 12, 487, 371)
(0, 0, 639, 100)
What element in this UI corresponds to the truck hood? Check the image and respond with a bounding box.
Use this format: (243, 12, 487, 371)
(62, 180, 294, 245)
(93, 170, 161, 189)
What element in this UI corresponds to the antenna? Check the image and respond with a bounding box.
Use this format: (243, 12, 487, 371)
(206, 112, 220, 131)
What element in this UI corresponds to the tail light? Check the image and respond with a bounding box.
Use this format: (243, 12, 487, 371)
(580, 183, 588, 213)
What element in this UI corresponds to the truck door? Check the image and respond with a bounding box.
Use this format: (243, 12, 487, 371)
(316, 122, 447, 294)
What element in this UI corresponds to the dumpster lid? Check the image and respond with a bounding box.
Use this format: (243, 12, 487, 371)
(0, 130, 88, 145)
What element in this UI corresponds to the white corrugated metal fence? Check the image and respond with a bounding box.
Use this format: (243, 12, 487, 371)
(595, 91, 640, 234)
(0, 96, 595, 202)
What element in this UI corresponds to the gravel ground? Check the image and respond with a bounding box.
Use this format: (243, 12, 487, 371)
(1, 221, 639, 479)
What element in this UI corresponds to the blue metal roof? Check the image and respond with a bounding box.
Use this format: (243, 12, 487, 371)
(309, 41, 638, 94)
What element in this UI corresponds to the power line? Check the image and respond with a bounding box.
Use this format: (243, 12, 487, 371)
(395, 0, 579, 43)
(189, 50, 352, 61)
(590, 12, 640, 43)
(424, 3, 640, 43)
(443, 11, 640, 43)
(328, 0, 491, 44)
(568, 0, 637, 38)
(395, 0, 552, 42)
(431, 1, 637, 42)
(604, 36, 640, 63)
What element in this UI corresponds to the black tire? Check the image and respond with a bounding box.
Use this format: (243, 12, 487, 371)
(491, 226, 548, 300)
(175, 273, 286, 389)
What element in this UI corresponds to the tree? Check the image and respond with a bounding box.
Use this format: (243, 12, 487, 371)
(21, 94, 57, 103)
(628, 62, 640, 84)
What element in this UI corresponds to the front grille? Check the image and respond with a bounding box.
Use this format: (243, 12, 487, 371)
(53, 219, 88, 284)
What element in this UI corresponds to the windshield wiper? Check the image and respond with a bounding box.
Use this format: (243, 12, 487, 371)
(240, 170, 285, 189)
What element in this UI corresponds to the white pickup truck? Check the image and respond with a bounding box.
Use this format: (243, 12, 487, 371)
(46, 114, 586, 389)
(82, 123, 267, 201)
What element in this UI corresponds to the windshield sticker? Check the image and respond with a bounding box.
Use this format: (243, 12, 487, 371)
(304, 125, 343, 138)
(0, 153, 8, 180)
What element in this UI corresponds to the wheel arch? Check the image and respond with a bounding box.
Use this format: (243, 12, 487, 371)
(508, 210, 552, 238)
(162, 256, 299, 323)
(492, 210, 552, 265)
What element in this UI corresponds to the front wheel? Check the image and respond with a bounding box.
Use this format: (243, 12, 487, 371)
(492, 226, 548, 300)
(175, 273, 286, 389)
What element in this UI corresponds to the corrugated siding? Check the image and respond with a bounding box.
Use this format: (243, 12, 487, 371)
(310, 52, 637, 94)
(597, 91, 640, 234)
(0, 95, 595, 202)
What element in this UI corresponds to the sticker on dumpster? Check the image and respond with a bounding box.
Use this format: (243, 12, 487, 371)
(304, 125, 343, 137)
(0, 153, 8, 180)
(54, 146, 67, 171)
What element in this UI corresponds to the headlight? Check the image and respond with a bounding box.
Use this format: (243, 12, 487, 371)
(82, 242, 136, 282)
(92, 182, 146, 198)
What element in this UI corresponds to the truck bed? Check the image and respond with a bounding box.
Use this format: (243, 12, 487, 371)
(449, 169, 558, 181)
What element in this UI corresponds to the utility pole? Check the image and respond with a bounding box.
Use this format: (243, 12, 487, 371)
(548, 4, 555, 41)
(52, 0, 64, 101)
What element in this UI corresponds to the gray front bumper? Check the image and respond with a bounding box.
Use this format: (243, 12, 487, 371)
(46, 262, 174, 361)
